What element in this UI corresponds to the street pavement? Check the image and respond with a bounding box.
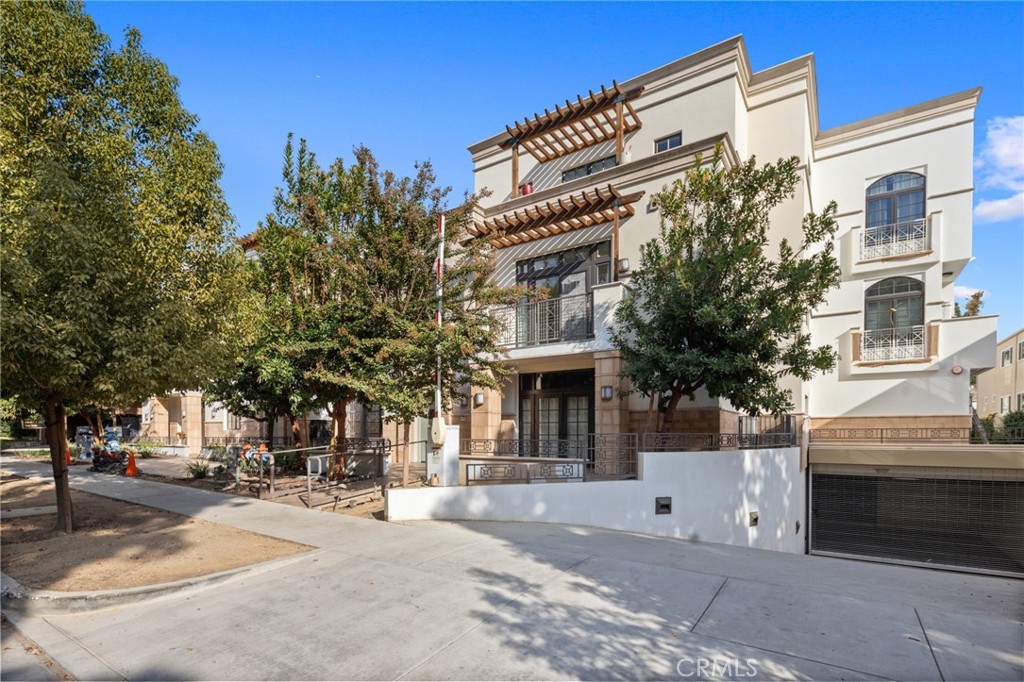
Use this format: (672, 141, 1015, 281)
(1, 456, 1021, 681)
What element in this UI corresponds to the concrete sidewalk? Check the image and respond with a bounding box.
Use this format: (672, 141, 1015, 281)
(1, 456, 1021, 681)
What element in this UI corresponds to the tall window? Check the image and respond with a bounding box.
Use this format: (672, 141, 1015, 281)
(865, 277, 924, 331)
(1001, 349, 1013, 367)
(866, 173, 925, 229)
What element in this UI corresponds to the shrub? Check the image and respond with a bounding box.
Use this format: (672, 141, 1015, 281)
(187, 461, 210, 479)
(1000, 409, 1024, 432)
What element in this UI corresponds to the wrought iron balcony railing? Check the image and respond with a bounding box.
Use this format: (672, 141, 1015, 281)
(494, 293, 594, 348)
(860, 219, 928, 261)
(861, 325, 926, 362)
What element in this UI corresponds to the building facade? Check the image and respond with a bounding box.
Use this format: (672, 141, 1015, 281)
(460, 36, 997, 448)
(975, 327, 1024, 419)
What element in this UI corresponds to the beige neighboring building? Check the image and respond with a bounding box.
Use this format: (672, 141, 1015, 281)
(975, 327, 1024, 419)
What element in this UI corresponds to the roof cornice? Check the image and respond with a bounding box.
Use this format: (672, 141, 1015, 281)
(816, 87, 982, 147)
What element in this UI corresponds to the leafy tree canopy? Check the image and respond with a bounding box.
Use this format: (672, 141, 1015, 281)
(611, 147, 841, 431)
(1, 0, 246, 529)
(215, 136, 518, 443)
(953, 290, 985, 318)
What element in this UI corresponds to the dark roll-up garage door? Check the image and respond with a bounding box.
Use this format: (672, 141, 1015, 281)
(810, 464, 1024, 577)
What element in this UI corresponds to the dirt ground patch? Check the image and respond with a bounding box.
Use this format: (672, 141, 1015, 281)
(0, 471, 311, 592)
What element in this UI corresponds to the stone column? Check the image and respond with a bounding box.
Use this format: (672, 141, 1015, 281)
(594, 351, 628, 436)
(183, 391, 204, 457)
(470, 376, 502, 443)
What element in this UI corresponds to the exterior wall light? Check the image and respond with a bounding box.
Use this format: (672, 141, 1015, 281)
(617, 258, 630, 273)
(601, 385, 614, 401)
(473, 392, 485, 407)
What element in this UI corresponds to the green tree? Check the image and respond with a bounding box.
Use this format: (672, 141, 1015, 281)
(953, 290, 985, 317)
(223, 139, 518, 451)
(612, 148, 841, 432)
(337, 147, 518, 438)
(1, 1, 245, 531)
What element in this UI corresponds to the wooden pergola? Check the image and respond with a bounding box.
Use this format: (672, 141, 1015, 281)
(505, 80, 643, 198)
(470, 184, 645, 250)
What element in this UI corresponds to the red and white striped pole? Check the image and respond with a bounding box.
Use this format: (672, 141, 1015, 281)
(430, 214, 446, 448)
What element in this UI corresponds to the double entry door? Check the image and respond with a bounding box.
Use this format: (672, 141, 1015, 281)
(519, 370, 594, 459)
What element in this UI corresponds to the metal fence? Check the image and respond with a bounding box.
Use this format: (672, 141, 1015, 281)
(642, 432, 798, 451)
(493, 293, 593, 348)
(462, 433, 641, 483)
(466, 459, 585, 485)
(810, 427, 1024, 445)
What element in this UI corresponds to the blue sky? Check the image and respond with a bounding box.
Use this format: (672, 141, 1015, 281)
(86, 1, 1024, 338)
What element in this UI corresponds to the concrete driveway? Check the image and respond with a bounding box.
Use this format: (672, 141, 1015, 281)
(2, 458, 1021, 681)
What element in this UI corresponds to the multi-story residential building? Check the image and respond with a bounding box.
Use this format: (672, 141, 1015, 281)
(975, 327, 1024, 419)
(458, 35, 997, 449)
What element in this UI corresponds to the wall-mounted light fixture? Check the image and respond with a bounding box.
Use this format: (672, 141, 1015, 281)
(600, 385, 614, 401)
(617, 258, 630, 273)
(473, 392, 485, 407)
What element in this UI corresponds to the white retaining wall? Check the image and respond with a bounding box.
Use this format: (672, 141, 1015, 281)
(386, 447, 805, 554)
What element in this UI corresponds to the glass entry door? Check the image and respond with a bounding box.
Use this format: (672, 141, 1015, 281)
(519, 370, 594, 458)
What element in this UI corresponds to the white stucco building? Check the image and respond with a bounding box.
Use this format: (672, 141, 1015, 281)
(456, 35, 997, 447)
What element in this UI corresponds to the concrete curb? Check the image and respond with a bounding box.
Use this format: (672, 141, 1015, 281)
(1, 548, 319, 615)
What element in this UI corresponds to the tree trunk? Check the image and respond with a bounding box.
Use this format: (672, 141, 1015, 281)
(264, 415, 274, 443)
(288, 412, 302, 448)
(660, 389, 684, 434)
(43, 397, 74, 532)
(330, 399, 348, 480)
(331, 399, 347, 443)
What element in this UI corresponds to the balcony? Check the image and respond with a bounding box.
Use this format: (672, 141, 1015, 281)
(859, 219, 929, 261)
(860, 325, 927, 362)
(494, 293, 593, 349)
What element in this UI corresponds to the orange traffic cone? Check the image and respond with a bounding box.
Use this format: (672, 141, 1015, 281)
(125, 451, 138, 477)
(65, 448, 72, 465)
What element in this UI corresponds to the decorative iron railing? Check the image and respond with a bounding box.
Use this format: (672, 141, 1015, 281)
(493, 293, 593, 348)
(861, 325, 926, 362)
(461, 433, 637, 480)
(811, 427, 1024, 445)
(201, 435, 384, 449)
(860, 218, 928, 261)
(641, 432, 797, 452)
(466, 460, 585, 485)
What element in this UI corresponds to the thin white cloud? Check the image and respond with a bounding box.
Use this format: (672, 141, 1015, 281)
(954, 285, 983, 299)
(974, 116, 1023, 224)
(975, 116, 1023, 192)
(975, 192, 1024, 223)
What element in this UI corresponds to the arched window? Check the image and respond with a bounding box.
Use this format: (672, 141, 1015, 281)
(866, 172, 925, 229)
(865, 277, 923, 331)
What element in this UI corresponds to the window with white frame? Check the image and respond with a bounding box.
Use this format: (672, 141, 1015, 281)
(655, 132, 682, 154)
(226, 412, 241, 431)
(1000, 396, 1011, 414)
(861, 173, 927, 260)
(1002, 349, 1013, 367)
(1018, 340, 1024, 360)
